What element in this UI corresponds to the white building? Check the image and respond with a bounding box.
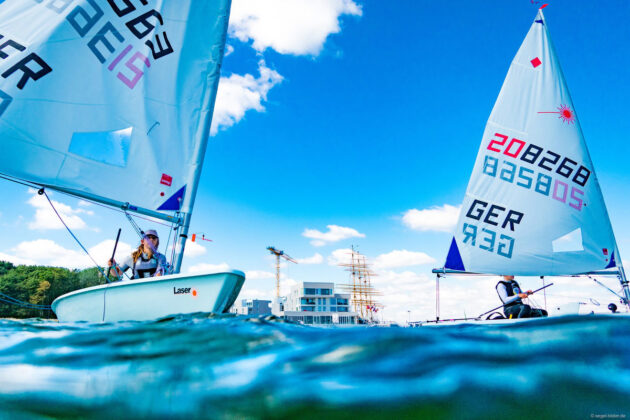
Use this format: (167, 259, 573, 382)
(231, 299, 272, 316)
(280, 281, 359, 325)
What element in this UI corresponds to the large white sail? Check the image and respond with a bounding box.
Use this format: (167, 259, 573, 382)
(0, 0, 231, 217)
(444, 9, 619, 276)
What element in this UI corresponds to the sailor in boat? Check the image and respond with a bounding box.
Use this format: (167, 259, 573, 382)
(108, 230, 168, 280)
(496, 275, 548, 319)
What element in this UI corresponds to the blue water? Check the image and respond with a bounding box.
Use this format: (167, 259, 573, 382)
(1, 314, 629, 419)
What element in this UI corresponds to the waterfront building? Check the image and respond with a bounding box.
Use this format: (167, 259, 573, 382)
(231, 299, 272, 316)
(281, 281, 359, 325)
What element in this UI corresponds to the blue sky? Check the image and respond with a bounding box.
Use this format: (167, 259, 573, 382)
(1, 0, 629, 323)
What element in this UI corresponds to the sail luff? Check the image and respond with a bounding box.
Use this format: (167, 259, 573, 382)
(538, 10, 628, 291)
(171, 2, 232, 274)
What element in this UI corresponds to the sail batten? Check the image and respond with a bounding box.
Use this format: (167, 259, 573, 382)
(444, 10, 622, 277)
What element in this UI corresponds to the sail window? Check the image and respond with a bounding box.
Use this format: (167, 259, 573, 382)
(552, 228, 584, 253)
(68, 127, 132, 167)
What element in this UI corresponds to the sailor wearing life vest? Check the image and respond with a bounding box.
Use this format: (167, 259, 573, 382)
(108, 229, 168, 280)
(496, 275, 534, 318)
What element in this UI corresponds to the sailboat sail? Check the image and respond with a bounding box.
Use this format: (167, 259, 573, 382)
(445, 10, 619, 276)
(0, 0, 231, 219)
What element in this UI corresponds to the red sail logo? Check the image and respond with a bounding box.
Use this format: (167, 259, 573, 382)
(160, 173, 172, 186)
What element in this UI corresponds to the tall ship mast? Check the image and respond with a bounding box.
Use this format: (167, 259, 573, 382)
(338, 246, 383, 322)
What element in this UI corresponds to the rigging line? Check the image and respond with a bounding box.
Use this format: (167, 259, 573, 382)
(0, 297, 48, 308)
(528, 295, 542, 308)
(165, 222, 174, 257)
(0, 293, 51, 309)
(0, 298, 51, 309)
(544, 293, 597, 299)
(0, 292, 39, 305)
(171, 227, 179, 268)
(40, 189, 106, 277)
(124, 209, 144, 239)
(588, 275, 626, 301)
(164, 216, 177, 270)
(169, 219, 181, 267)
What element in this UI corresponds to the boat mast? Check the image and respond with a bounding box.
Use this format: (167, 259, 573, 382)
(171, 123, 211, 274)
(170, 6, 231, 274)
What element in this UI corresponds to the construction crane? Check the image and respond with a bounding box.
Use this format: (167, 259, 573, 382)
(267, 246, 297, 298)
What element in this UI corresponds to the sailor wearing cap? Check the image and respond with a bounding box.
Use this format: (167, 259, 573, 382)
(108, 229, 168, 280)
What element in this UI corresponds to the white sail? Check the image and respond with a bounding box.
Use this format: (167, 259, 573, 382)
(444, 9, 619, 276)
(0, 0, 231, 216)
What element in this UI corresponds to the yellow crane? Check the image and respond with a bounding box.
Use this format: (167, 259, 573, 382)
(267, 246, 297, 298)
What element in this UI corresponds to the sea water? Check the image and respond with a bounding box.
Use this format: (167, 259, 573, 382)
(0, 314, 629, 419)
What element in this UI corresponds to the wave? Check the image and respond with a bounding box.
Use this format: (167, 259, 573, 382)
(0, 314, 629, 418)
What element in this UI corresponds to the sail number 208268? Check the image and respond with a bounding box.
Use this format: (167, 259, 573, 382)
(483, 133, 588, 212)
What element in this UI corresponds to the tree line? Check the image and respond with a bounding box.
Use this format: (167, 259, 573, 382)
(0, 261, 102, 319)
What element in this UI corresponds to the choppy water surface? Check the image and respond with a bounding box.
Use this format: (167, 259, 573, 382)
(1, 314, 629, 419)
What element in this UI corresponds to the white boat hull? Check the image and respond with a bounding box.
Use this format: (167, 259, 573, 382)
(52, 270, 245, 322)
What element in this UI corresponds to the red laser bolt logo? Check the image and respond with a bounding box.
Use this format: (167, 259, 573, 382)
(538, 104, 576, 124)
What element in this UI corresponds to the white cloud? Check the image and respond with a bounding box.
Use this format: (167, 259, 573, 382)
(373, 250, 436, 269)
(89, 240, 133, 265)
(224, 44, 235, 57)
(187, 262, 230, 274)
(295, 253, 324, 264)
(327, 248, 354, 266)
(402, 204, 461, 233)
(303, 225, 365, 247)
(211, 1, 361, 136)
(27, 193, 93, 231)
(0, 252, 35, 266)
(211, 60, 283, 135)
(183, 239, 207, 258)
(368, 270, 435, 324)
(281, 277, 298, 294)
(8, 239, 132, 269)
(236, 286, 273, 301)
(245, 270, 275, 280)
(229, 0, 362, 56)
(239, 274, 297, 301)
